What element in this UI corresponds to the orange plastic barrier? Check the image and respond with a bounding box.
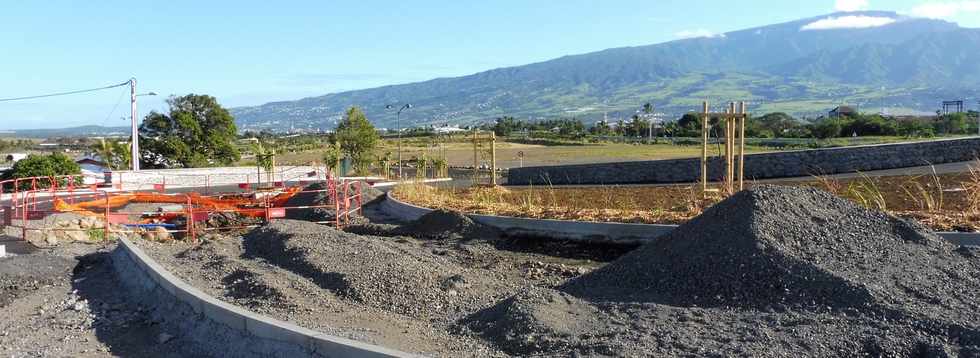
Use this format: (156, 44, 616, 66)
(52, 186, 302, 219)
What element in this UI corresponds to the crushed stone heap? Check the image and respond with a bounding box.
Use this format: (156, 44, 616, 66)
(242, 219, 510, 319)
(396, 209, 502, 241)
(562, 185, 980, 321)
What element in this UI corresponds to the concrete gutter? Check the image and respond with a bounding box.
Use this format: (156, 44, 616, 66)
(111, 237, 413, 358)
(382, 192, 980, 246)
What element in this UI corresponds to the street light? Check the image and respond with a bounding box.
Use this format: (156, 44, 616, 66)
(129, 78, 157, 172)
(385, 103, 412, 179)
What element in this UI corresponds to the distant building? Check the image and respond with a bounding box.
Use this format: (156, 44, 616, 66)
(75, 157, 108, 184)
(829, 106, 857, 118)
(432, 125, 467, 134)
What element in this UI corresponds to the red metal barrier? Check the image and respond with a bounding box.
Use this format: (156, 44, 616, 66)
(3, 168, 363, 241)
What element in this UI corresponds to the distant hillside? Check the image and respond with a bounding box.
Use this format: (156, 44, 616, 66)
(231, 11, 980, 131)
(2, 125, 131, 138)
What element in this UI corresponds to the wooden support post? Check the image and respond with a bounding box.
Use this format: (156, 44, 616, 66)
(490, 132, 497, 186)
(472, 130, 479, 185)
(701, 101, 709, 194)
(729, 102, 737, 194)
(739, 101, 747, 191)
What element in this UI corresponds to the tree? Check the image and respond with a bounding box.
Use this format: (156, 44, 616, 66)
(92, 139, 131, 170)
(811, 120, 842, 139)
(677, 113, 703, 137)
(322, 142, 343, 176)
(139, 94, 240, 168)
(335, 106, 379, 175)
(2, 153, 81, 189)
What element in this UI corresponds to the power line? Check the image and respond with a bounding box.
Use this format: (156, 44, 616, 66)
(0, 80, 130, 102)
(101, 85, 130, 127)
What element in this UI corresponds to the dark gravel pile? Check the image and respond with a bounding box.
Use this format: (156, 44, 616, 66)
(563, 185, 980, 321)
(457, 185, 980, 356)
(283, 182, 335, 221)
(461, 287, 603, 355)
(357, 182, 385, 205)
(242, 219, 513, 319)
(397, 209, 502, 241)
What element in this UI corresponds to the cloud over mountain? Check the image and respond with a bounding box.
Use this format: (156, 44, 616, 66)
(801, 15, 897, 30)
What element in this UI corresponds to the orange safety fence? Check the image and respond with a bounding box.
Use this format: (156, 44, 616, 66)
(51, 186, 302, 218)
(1, 171, 370, 244)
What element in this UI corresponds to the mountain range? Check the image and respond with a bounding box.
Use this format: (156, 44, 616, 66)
(230, 11, 980, 131)
(0, 125, 131, 138)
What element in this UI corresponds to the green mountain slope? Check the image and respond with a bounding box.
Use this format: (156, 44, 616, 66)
(231, 11, 979, 131)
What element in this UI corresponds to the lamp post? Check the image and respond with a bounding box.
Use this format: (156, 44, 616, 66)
(129, 77, 156, 171)
(385, 103, 413, 179)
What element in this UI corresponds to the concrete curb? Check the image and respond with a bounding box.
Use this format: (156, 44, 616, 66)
(382, 192, 980, 246)
(111, 237, 414, 358)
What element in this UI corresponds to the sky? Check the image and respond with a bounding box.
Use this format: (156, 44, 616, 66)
(1, 0, 979, 130)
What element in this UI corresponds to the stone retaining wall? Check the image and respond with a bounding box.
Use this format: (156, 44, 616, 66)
(508, 137, 980, 185)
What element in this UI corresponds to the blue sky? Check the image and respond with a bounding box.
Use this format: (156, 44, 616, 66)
(1, 0, 978, 129)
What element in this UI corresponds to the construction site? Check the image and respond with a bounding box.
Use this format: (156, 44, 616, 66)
(3, 113, 980, 358)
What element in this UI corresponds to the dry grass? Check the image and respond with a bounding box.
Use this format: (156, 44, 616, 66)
(392, 183, 722, 225)
(394, 168, 980, 232)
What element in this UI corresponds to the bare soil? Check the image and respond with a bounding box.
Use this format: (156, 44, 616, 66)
(0, 242, 212, 357)
(135, 218, 611, 357)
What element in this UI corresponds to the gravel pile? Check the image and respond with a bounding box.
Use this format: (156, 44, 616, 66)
(563, 185, 980, 319)
(284, 181, 379, 225)
(243, 219, 512, 319)
(396, 209, 502, 241)
(462, 185, 980, 356)
(461, 287, 603, 355)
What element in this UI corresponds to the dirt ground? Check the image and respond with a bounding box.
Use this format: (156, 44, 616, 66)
(133, 216, 623, 357)
(128, 185, 980, 357)
(4, 179, 980, 357)
(0, 242, 211, 357)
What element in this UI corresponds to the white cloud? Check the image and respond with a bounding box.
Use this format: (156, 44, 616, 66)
(675, 29, 726, 39)
(801, 15, 897, 30)
(909, 1, 980, 19)
(835, 0, 871, 12)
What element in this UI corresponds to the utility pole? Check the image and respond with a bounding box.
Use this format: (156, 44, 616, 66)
(130, 78, 139, 172)
(385, 103, 413, 179)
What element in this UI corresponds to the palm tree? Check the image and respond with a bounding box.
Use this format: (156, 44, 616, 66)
(252, 140, 275, 184)
(92, 139, 131, 170)
(322, 142, 342, 177)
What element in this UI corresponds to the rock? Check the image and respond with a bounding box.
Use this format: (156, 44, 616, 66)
(44, 232, 60, 246)
(71, 300, 87, 312)
(152, 226, 171, 241)
(157, 332, 174, 344)
(65, 230, 90, 242)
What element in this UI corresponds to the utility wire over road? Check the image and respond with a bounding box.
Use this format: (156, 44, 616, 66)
(0, 80, 130, 102)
